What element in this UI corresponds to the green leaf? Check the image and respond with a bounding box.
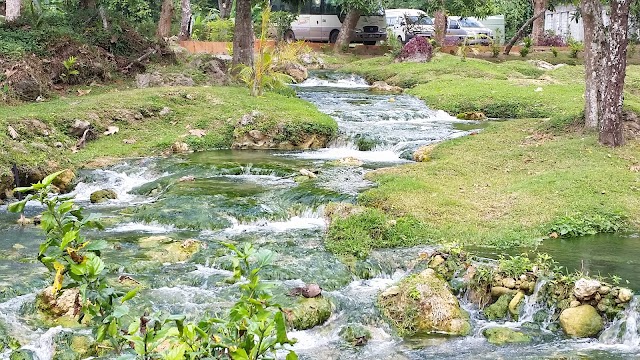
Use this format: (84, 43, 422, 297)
(96, 324, 107, 342)
(286, 351, 299, 360)
(85, 240, 109, 251)
(58, 201, 74, 214)
(60, 230, 78, 250)
(7, 200, 26, 213)
(70, 262, 86, 276)
(41, 170, 66, 187)
(274, 311, 290, 344)
(112, 304, 129, 319)
(86, 254, 105, 278)
(230, 348, 250, 360)
(13, 186, 33, 193)
(121, 287, 140, 303)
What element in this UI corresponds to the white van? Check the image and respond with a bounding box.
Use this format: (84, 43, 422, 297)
(385, 9, 434, 44)
(272, 0, 387, 45)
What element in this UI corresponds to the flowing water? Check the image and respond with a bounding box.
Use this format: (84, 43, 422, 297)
(0, 73, 639, 359)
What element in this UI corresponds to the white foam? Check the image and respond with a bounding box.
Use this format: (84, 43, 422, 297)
(223, 216, 326, 235)
(295, 75, 370, 89)
(286, 147, 408, 163)
(70, 168, 160, 204)
(106, 221, 176, 234)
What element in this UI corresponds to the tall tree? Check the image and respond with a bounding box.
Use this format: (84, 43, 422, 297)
(5, 0, 21, 21)
(179, 0, 192, 40)
(580, 0, 631, 147)
(333, 0, 380, 52)
(531, 0, 548, 44)
(156, 0, 174, 40)
(233, 0, 255, 66)
(219, 0, 232, 18)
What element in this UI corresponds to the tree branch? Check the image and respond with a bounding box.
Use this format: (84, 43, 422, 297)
(503, 10, 546, 55)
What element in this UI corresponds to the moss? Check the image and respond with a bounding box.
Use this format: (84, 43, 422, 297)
(89, 189, 117, 203)
(339, 324, 372, 345)
(285, 296, 333, 330)
(483, 327, 532, 345)
(378, 269, 470, 336)
(484, 293, 514, 321)
(9, 349, 36, 360)
(52, 333, 95, 360)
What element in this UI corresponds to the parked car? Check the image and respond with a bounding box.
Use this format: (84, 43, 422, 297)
(445, 16, 494, 45)
(386, 9, 434, 44)
(272, 0, 387, 45)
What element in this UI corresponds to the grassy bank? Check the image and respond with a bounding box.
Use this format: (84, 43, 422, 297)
(0, 86, 337, 196)
(324, 53, 640, 255)
(325, 119, 640, 254)
(341, 54, 640, 127)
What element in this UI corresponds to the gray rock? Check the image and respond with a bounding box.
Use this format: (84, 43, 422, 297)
(70, 120, 91, 137)
(574, 278, 601, 300)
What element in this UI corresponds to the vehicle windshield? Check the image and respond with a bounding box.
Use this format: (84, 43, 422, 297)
(406, 15, 433, 25)
(458, 18, 484, 28)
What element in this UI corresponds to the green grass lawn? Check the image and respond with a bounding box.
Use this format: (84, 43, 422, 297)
(0, 86, 336, 194)
(326, 52, 640, 255)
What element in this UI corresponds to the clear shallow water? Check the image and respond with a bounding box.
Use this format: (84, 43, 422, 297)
(0, 74, 639, 359)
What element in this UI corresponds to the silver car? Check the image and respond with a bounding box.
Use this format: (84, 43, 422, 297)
(445, 16, 494, 45)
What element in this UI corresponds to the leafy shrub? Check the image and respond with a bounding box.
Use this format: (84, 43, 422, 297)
(551, 47, 558, 57)
(386, 29, 403, 58)
(271, 11, 298, 42)
(498, 254, 534, 278)
(568, 38, 584, 58)
(539, 30, 566, 47)
(206, 19, 235, 42)
(548, 212, 625, 238)
(397, 36, 433, 62)
(519, 47, 530, 57)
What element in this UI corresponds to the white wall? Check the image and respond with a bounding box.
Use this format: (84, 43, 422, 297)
(544, 5, 584, 42)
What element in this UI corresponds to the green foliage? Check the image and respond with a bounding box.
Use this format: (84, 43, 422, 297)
(238, 6, 294, 96)
(551, 47, 559, 58)
(60, 56, 80, 83)
(493, 0, 532, 40)
(548, 213, 626, 238)
(386, 29, 404, 58)
(326, 209, 429, 258)
(520, 36, 532, 57)
(490, 29, 502, 58)
(423, 0, 496, 19)
(498, 253, 534, 278)
(196, 19, 235, 42)
(336, 0, 381, 14)
(568, 38, 584, 58)
(271, 11, 299, 42)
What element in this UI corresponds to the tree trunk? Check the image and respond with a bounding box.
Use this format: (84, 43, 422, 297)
(232, 0, 254, 66)
(504, 10, 545, 55)
(598, 0, 631, 147)
(5, 0, 21, 21)
(434, 10, 447, 46)
(531, 0, 548, 45)
(580, 0, 605, 129)
(156, 0, 174, 40)
(333, 9, 360, 52)
(218, 0, 232, 19)
(98, 6, 109, 30)
(179, 0, 192, 41)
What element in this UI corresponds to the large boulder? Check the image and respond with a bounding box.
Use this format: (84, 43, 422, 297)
(378, 268, 471, 336)
(285, 296, 333, 330)
(89, 189, 117, 203)
(483, 327, 531, 345)
(559, 305, 603, 338)
(52, 169, 75, 193)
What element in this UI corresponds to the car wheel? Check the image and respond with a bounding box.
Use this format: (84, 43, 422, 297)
(283, 29, 296, 44)
(329, 30, 339, 44)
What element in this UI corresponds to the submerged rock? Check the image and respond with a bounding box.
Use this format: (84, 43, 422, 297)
(331, 157, 364, 167)
(339, 324, 372, 346)
(483, 327, 531, 345)
(9, 349, 36, 360)
(89, 189, 117, 203)
(285, 296, 333, 330)
(378, 268, 471, 336)
(456, 112, 487, 121)
(559, 305, 603, 338)
(52, 332, 95, 360)
(370, 81, 403, 94)
(138, 237, 202, 263)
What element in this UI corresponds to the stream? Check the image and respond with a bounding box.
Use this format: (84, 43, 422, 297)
(1, 72, 639, 359)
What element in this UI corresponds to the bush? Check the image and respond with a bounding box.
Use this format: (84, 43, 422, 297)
(205, 19, 235, 42)
(539, 30, 566, 47)
(271, 11, 298, 42)
(397, 36, 433, 62)
(568, 38, 584, 58)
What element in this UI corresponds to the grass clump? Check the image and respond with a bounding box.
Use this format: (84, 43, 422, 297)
(325, 208, 429, 258)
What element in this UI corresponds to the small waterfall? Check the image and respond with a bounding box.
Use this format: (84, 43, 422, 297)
(600, 296, 640, 346)
(71, 167, 160, 203)
(295, 74, 370, 89)
(518, 278, 554, 326)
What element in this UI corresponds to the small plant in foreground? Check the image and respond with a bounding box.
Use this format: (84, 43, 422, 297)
(551, 47, 558, 58)
(548, 212, 625, 238)
(60, 56, 80, 83)
(568, 38, 584, 58)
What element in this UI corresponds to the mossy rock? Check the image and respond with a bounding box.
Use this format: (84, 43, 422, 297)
(52, 332, 95, 360)
(483, 327, 532, 345)
(0, 321, 20, 352)
(89, 189, 117, 203)
(285, 296, 333, 330)
(139, 236, 201, 263)
(559, 305, 603, 338)
(508, 291, 525, 320)
(484, 293, 514, 321)
(339, 324, 372, 346)
(456, 112, 487, 121)
(10, 349, 36, 360)
(378, 268, 471, 336)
